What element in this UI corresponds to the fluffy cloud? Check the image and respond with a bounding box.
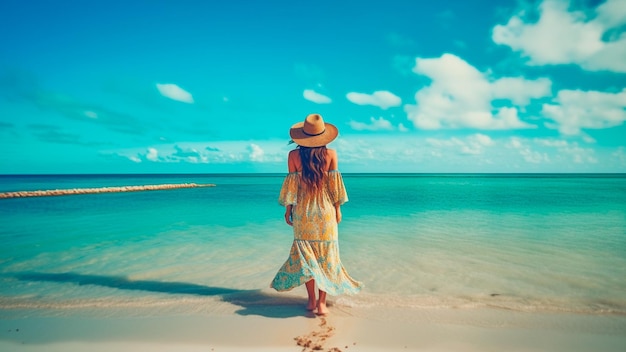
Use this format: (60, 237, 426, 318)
(427, 133, 495, 155)
(128, 155, 141, 163)
(172, 145, 206, 163)
(349, 116, 409, 132)
(349, 117, 394, 131)
(492, 0, 626, 72)
(156, 83, 194, 103)
(146, 147, 159, 161)
(405, 53, 548, 130)
(326, 134, 619, 172)
(508, 137, 598, 164)
(135, 145, 204, 163)
(84, 110, 98, 119)
(541, 88, 626, 135)
(346, 91, 402, 109)
(491, 77, 552, 106)
(506, 137, 550, 163)
(248, 143, 265, 162)
(613, 147, 626, 165)
(303, 89, 332, 104)
(124, 141, 284, 165)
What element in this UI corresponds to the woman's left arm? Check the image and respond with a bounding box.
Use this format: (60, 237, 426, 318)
(285, 205, 293, 226)
(335, 204, 342, 224)
(328, 149, 338, 170)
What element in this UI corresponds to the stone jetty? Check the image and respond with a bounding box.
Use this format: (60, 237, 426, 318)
(0, 183, 215, 199)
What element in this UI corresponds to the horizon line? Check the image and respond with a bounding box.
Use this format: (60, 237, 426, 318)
(2, 172, 625, 176)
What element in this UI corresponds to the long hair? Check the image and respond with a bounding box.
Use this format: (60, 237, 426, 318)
(299, 146, 327, 191)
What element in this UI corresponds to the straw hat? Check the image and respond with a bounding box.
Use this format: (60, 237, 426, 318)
(289, 114, 338, 147)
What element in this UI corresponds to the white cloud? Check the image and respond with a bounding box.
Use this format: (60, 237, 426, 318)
(303, 89, 332, 104)
(346, 91, 402, 109)
(570, 147, 597, 164)
(326, 134, 620, 172)
(84, 111, 98, 119)
(511, 137, 598, 164)
(492, 0, 626, 72)
(146, 147, 159, 161)
(506, 137, 550, 163)
(248, 143, 265, 162)
(491, 77, 552, 106)
(118, 141, 285, 166)
(613, 147, 626, 165)
(156, 83, 194, 103)
(534, 138, 568, 148)
(405, 53, 546, 130)
(426, 133, 495, 155)
(471, 133, 495, 147)
(349, 117, 394, 131)
(595, 0, 626, 28)
(172, 145, 206, 163)
(541, 88, 626, 135)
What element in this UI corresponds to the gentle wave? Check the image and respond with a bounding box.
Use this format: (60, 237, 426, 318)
(2, 291, 625, 316)
(338, 293, 626, 316)
(0, 183, 215, 199)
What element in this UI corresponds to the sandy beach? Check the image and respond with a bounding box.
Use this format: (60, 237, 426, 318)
(1, 302, 625, 352)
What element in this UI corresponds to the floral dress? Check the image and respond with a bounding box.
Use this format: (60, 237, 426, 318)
(270, 170, 363, 295)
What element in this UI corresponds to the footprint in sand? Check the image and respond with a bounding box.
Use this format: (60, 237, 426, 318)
(294, 317, 343, 352)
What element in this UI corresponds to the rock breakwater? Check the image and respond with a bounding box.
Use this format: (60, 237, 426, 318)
(0, 183, 215, 199)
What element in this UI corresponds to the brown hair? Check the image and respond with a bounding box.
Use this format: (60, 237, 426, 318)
(299, 146, 327, 191)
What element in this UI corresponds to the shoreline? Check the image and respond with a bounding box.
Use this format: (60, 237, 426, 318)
(0, 183, 216, 199)
(1, 307, 625, 352)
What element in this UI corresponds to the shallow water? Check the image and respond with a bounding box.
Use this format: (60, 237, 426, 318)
(1, 174, 625, 319)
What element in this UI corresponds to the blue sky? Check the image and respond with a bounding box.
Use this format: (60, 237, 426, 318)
(0, 0, 625, 174)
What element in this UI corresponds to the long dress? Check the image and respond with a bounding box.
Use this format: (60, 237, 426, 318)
(270, 170, 363, 296)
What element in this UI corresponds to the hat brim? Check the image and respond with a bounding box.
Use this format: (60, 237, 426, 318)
(289, 122, 338, 147)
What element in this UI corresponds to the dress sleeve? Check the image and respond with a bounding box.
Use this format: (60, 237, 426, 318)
(278, 172, 299, 206)
(327, 170, 348, 205)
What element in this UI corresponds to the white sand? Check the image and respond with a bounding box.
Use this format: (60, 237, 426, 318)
(1, 308, 625, 352)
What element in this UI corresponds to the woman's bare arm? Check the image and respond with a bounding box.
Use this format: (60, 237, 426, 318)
(285, 150, 298, 226)
(327, 149, 338, 170)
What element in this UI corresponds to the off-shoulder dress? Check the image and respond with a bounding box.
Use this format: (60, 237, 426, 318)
(270, 170, 362, 295)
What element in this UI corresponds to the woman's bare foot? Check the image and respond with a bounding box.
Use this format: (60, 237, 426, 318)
(306, 299, 316, 311)
(316, 301, 329, 315)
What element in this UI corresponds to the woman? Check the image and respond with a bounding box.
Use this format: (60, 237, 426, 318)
(270, 113, 362, 315)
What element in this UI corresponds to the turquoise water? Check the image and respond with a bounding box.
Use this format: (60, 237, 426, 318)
(1, 174, 625, 317)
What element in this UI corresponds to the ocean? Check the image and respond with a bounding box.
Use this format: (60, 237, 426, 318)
(1, 174, 625, 322)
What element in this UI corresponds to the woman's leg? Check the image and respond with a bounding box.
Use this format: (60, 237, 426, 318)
(317, 289, 328, 315)
(305, 279, 316, 311)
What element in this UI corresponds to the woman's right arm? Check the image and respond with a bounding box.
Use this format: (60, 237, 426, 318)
(328, 149, 342, 223)
(285, 151, 297, 226)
